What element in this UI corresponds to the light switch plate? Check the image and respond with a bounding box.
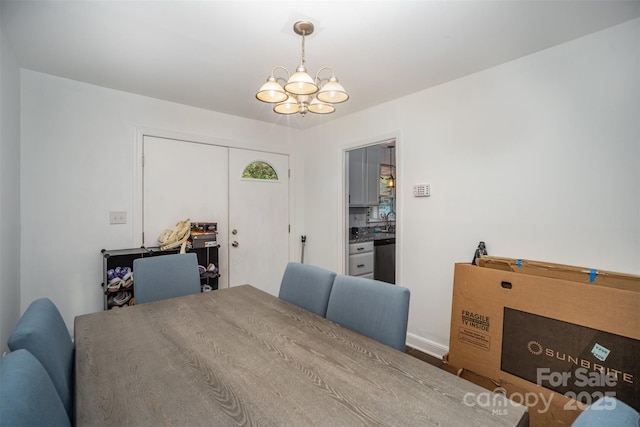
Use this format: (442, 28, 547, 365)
(109, 211, 127, 224)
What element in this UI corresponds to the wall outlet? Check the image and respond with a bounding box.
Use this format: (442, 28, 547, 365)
(109, 211, 127, 224)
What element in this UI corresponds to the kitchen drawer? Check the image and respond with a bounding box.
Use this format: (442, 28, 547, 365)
(349, 252, 374, 275)
(349, 241, 373, 255)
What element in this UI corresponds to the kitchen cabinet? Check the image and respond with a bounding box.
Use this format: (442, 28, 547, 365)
(349, 146, 381, 206)
(348, 241, 374, 278)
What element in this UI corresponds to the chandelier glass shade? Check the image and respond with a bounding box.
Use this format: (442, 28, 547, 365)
(256, 21, 349, 116)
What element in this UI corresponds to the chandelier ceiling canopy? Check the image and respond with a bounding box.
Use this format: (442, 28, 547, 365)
(256, 21, 349, 117)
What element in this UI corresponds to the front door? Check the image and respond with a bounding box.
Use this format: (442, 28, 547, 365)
(141, 136, 290, 294)
(228, 148, 289, 296)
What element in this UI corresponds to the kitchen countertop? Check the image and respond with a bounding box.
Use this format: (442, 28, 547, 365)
(349, 232, 395, 243)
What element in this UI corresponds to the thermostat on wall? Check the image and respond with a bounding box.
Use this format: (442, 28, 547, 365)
(413, 184, 431, 197)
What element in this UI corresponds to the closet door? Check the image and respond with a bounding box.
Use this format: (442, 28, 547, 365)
(142, 136, 229, 288)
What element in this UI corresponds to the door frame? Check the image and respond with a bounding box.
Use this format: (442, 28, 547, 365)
(341, 132, 401, 280)
(132, 126, 297, 265)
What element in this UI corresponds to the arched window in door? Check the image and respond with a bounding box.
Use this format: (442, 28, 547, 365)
(241, 161, 279, 180)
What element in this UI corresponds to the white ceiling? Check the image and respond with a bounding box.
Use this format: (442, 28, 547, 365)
(2, 1, 639, 129)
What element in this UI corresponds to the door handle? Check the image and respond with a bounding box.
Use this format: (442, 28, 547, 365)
(232, 241, 239, 247)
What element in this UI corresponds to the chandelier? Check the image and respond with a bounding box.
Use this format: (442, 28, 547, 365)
(256, 21, 349, 116)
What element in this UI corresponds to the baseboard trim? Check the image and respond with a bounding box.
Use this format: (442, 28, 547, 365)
(406, 333, 448, 359)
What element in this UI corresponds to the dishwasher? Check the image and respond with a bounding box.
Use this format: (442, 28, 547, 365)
(374, 238, 395, 284)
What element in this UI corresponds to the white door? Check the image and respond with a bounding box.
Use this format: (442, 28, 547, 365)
(142, 136, 229, 288)
(142, 137, 290, 294)
(228, 149, 289, 296)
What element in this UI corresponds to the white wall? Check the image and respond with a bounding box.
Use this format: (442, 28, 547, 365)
(20, 71, 303, 331)
(0, 14, 22, 353)
(13, 18, 640, 357)
(301, 19, 640, 356)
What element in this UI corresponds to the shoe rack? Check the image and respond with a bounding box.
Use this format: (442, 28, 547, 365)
(100, 244, 220, 310)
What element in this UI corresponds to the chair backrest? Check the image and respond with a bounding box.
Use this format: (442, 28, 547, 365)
(326, 275, 410, 351)
(0, 349, 72, 426)
(133, 253, 201, 304)
(571, 396, 639, 427)
(7, 298, 74, 419)
(278, 262, 337, 317)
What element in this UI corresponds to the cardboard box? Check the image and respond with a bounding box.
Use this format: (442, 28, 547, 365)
(189, 222, 218, 248)
(448, 258, 640, 426)
(443, 353, 582, 427)
(442, 352, 501, 391)
(477, 256, 640, 290)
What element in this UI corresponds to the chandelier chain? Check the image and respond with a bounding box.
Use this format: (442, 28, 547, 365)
(300, 30, 306, 67)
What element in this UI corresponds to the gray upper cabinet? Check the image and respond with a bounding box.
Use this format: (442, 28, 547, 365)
(349, 146, 381, 206)
(349, 148, 366, 206)
(365, 146, 381, 205)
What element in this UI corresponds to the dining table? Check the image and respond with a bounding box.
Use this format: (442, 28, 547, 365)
(74, 284, 528, 426)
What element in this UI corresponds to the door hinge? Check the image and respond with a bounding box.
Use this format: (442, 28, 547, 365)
(142, 155, 144, 167)
(288, 224, 290, 233)
(288, 169, 291, 178)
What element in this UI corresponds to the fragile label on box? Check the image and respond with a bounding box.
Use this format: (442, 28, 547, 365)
(501, 307, 639, 411)
(457, 309, 492, 351)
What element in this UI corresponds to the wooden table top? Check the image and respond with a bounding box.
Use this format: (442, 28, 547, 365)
(75, 285, 527, 426)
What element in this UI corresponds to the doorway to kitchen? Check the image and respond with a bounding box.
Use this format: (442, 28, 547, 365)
(345, 139, 397, 283)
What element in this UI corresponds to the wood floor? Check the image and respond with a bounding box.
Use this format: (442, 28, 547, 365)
(405, 346, 443, 368)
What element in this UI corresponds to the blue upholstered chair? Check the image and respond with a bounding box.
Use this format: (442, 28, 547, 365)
(7, 298, 74, 419)
(133, 253, 201, 304)
(326, 275, 410, 351)
(0, 349, 72, 426)
(278, 262, 337, 317)
(572, 396, 639, 427)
